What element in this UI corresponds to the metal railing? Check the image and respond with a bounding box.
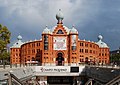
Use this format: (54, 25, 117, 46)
(85, 79, 93, 85)
(5, 72, 23, 85)
(0, 63, 120, 69)
(0, 64, 33, 70)
(105, 75, 120, 85)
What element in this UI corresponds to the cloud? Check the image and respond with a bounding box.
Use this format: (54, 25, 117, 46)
(0, 0, 120, 50)
(0, 0, 97, 28)
(0, 0, 85, 38)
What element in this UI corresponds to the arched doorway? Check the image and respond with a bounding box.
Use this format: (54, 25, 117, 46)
(56, 52, 64, 66)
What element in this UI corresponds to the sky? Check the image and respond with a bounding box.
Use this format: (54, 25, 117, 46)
(0, 0, 120, 51)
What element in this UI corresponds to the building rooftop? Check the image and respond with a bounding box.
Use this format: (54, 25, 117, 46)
(11, 35, 23, 48)
(96, 35, 109, 48)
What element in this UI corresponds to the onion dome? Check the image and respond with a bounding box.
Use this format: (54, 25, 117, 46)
(56, 9, 64, 24)
(11, 35, 23, 48)
(43, 25, 51, 34)
(70, 25, 78, 34)
(98, 35, 103, 40)
(17, 35, 22, 40)
(96, 35, 109, 48)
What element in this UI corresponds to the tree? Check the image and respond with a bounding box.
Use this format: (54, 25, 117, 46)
(0, 24, 11, 64)
(110, 53, 120, 65)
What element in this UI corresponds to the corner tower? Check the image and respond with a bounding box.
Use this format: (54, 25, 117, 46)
(96, 35, 109, 64)
(42, 26, 51, 65)
(69, 26, 79, 65)
(10, 35, 23, 64)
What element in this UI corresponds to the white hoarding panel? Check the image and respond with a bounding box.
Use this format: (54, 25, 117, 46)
(35, 66, 70, 73)
(72, 35, 76, 46)
(53, 37, 67, 50)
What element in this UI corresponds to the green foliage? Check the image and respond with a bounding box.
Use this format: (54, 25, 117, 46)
(0, 24, 11, 60)
(110, 53, 120, 62)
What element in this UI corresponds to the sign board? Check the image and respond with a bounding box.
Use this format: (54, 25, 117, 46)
(70, 67, 79, 72)
(53, 37, 67, 50)
(35, 66, 70, 73)
(34, 66, 85, 76)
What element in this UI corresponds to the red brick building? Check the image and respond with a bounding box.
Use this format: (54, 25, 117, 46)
(10, 10, 110, 65)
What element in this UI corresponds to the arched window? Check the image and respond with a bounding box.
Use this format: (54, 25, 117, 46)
(57, 29, 64, 34)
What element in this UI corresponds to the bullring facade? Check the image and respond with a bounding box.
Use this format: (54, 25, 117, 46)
(10, 10, 110, 65)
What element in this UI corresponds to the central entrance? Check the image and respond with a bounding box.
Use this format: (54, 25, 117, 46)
(47, 76, 73, 85)
(56, 52, 64, 66)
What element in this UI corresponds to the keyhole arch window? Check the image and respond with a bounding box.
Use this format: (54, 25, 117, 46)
(57, 29, 64, 34)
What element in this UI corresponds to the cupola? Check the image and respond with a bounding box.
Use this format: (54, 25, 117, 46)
(17, 35, 22, 40)
(96, 35, 109, 48)
(70, 25, 78, 34)
(11, 34, 23, 48)
(56, 9, 64, 24)
(43, 25, 51, 34)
